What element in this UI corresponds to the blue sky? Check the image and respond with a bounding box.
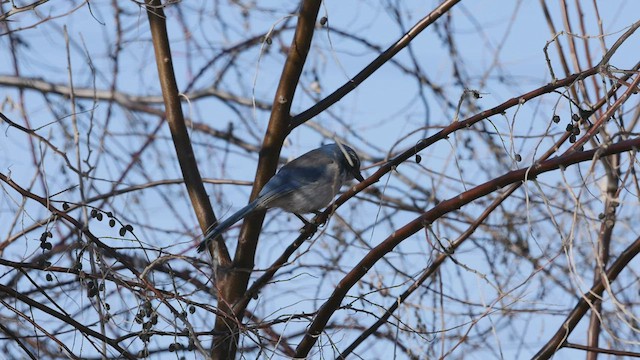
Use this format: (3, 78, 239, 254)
(1, 1, 640, 358)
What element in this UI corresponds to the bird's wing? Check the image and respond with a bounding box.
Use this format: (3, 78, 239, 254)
(258, 147, 338, 206)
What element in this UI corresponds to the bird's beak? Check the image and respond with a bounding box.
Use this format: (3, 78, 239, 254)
(354, 170, 365, 182)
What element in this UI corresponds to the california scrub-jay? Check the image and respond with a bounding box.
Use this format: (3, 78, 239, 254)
(197, 143, 364, 252)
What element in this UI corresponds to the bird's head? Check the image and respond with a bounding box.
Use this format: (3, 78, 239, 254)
(336, 144, 365, 182)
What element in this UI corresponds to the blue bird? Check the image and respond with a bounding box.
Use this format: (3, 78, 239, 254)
(197, 143, 364, 252)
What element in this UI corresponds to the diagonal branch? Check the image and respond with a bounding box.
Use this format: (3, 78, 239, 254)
(337, 184, 519, 358)
(0, 283, 135, 359)
(233, 61, 640, 320)
(289, 0, 462, 129)
(0, 0, 50, 22)
(295, 136, 640, 357)
(533, 235, 640, 360)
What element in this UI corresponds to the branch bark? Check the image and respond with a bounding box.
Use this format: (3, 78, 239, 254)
(144, 0, 231, 267)
(533, 235, 640, 359)
(289, 0, 462, 129)
(586, 152, 619, 360)
(211, 1, 322, 359)
(295, 136, 640, 357)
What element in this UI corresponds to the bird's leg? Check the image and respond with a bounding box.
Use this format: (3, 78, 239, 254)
(294, 213, 312, 226)
(294, 213, 321, 233)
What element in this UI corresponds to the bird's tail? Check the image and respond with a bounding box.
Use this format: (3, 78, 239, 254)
(197, 200, 260, 252)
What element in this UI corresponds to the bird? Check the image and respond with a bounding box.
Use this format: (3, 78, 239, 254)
(197, 143, 364, 252)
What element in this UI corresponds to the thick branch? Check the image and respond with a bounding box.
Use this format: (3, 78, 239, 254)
(233, 62, 640, 318)
(295, 136, 640, 357)
(144, 0, 230, 265)
(212, 1, 322, 359)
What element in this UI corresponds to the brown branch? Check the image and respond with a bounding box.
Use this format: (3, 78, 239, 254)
(0, 172, 142, 276)
(0, 176, 250, 251)
(0, 170, 205, 357)
(290, 0, 462, 129)
(295, 136, 640, 357)
(0, 0, 50, 22)
(587, 152, 619, 360)
(533, 235, 640, 359)
(0, 82, 264, 160)
(0, 2, 88, 36)
(0, 111, 82, 176)
(211, 1, 323, 359)
(233, 61, 640, 319)
(337, 184, 519, 358)
(0, 284, 135, 359)
(0, 298, 81, 359)
(0, 74, 271, 110)
(539, 0, 572, 80)
(568, 66, 640, 152)
(564, 342, 640, 358)
(0, 322, 37, 360)
(144, 0, 230, 267)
